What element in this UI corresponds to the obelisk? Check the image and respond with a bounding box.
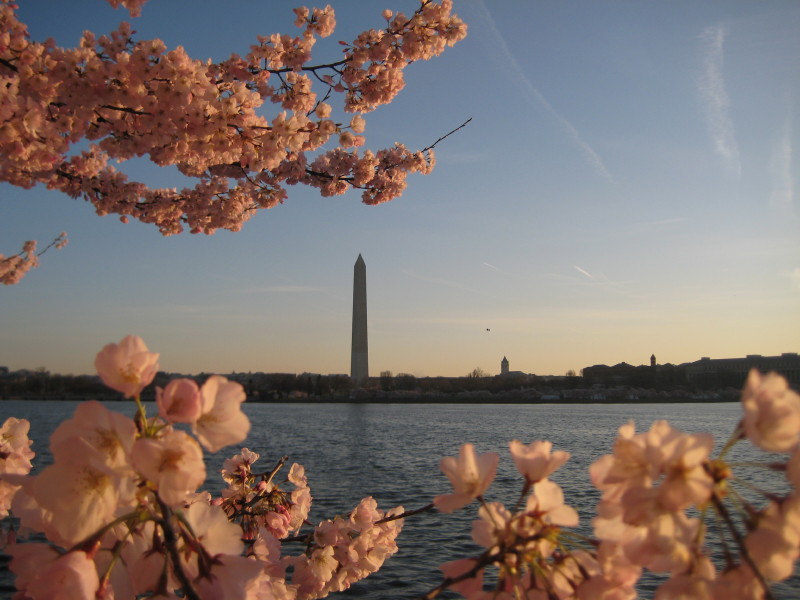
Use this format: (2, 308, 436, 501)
(350, 254, 369, 384)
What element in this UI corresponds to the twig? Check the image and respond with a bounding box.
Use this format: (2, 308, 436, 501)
(421, 117, 472, 153)
(376, 502, 435, 524)
(263, 455, 289, 487)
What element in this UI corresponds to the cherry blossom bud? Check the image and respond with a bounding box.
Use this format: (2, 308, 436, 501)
(156, 378, 201, 423)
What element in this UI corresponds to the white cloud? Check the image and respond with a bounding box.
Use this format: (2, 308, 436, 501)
(698, 25, 741, 177)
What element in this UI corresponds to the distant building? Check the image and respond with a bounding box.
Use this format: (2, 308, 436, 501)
(582, 362, 638, 386)
(500, 356, 509, 375)
(683, 353, 800, 386)
(582, 352, 800, 389)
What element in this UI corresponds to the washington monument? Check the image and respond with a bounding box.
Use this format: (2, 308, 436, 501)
(350, 254, 369, 383)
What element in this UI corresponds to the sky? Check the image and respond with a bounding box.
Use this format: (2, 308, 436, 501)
(1, 1, 798, 378)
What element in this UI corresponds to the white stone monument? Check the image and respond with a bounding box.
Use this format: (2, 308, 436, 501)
(350, 254, 369, 383)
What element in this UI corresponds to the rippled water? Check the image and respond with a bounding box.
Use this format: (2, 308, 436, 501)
(2, 400, 798, 599)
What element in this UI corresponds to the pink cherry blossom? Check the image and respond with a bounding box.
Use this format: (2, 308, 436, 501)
(654, 555, 716, 599)
(156, 377, 202, 424)
(293, 545, 338, 593)
(633, 511, 701, 573)
(652, 424, 714, 511)
(350, 495, 382, 532)
(590, 420, 655, 503)
(439, 558, 484, 598)
(25, 403, 139, 545)
(7, 542, 60, 593)
(245, 571, 297, 600)
(0, 417, 35, 518)
(49, 400, 136, 475)
(94, 335, 160, 398)
(289, 478, 312, 532)
(434, 443, 499, 513)
(25, 550, 100, 600)
(743, 499, 800, 582)
(471, 501, 513, 549)
(31, 451, 130, 545)
(183, 500, 244, 558)
(193, 554, 265, 600)
(105, 0, 148, 18)
(131, 429, 206, 506)
(221, 447, 260, 485)
(741, 369, 800, 452)
(526, 479, 579, 528)
(192, 375, 250, 452)
(508, 439, 570, 483)
(576, 541, 641, 600)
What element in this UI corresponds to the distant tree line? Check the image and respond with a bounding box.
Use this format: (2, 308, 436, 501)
(0, 370, 353, 401)
(2, 358, 794, 401)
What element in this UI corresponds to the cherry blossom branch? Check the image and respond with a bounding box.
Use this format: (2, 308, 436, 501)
(418, 549, 499, 600)
(0, 233, 67, 286)
(262, 454, 289, 487)
(376, 502, 435, 524)
(155, 498, 201, 600)
(710, 492, 775, 600)
(0, 0, 467, 262)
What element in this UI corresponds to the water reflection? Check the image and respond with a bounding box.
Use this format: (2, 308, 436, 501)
(2, 400, 798, 599)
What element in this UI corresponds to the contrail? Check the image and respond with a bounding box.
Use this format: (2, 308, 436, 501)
(770, 112, 794, 211)
(474, 1, 615, 184)
(698, 24, 741, 177)
(573, 265, 595, 280)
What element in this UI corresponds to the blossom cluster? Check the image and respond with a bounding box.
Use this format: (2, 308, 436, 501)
(0, 417, 34, 519)
(0, 0, 467, 267)
(0, 233, 67, 285)
(428, 370, 800, 600)
(0, 335, 405, 599)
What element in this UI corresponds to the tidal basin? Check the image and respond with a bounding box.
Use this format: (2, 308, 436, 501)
(2, 399, 798, 599)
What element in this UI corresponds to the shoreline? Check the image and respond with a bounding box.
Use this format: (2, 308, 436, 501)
(0, 393, 740, 405)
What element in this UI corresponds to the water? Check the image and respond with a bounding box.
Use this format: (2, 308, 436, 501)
(1, 400, 798, 598)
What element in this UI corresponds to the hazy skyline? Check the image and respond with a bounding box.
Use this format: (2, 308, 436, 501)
(1, 1, 798, 378)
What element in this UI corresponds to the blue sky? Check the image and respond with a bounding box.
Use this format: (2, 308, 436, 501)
(1, 1, 798, 378)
